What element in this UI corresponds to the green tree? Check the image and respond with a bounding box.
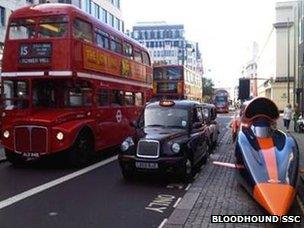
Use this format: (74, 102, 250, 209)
(202, 78, 214, 100)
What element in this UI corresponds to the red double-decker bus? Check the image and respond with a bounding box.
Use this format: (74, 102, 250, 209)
(213, 89, 229, 113)
(152, 65, 202, 102)
(1, 4, 152, 166)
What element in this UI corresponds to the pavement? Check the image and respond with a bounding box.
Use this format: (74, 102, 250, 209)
(164, 115, 304, 227)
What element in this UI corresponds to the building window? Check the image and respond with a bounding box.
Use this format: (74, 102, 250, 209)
(114, 17, 119, 30)
(150, 30, 155, 39)
(85, 0, 91, 14)
(107, 13, 114, 27)
(144, 31, 148, 39)
(157, 30, 161, 38)
(121, 21, 124, 32)
(93, 3, 99, 19)
(59, 0, 72, 3)
(100, 8, 107, 23)
(0, 7, 5, 27)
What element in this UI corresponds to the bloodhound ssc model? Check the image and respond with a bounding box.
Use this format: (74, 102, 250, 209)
(215, 97, 299, 216)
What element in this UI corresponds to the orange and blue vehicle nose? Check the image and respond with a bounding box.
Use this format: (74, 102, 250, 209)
(253, 183, 295, 216)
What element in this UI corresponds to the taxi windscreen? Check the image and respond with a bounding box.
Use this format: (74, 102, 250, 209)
(144, 107, 188, 128)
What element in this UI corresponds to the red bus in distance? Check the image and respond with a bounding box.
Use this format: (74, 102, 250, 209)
(152, 65, 202, 102)
(213, 89, 229, 113)
(1, 4, 153, 166)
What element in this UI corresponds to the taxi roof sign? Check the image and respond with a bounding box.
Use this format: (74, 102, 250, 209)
(159, 100, 175, 107)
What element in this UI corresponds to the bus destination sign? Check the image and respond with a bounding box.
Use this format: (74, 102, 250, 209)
(19, 43, 52, 64)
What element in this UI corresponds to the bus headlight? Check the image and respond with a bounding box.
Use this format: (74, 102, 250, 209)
(3, 130, 10, 139)
(121, 137, 134, 152)
(56, 132, 64, 141)
(171, 143, 180, 153)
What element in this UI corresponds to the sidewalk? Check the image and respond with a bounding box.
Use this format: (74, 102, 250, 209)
(277, 117, 304, 177)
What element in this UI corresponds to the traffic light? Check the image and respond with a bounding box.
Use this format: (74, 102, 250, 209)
(238, 78, 250, 100)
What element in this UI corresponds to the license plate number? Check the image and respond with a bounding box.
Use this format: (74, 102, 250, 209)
(22, 152, 40, 159)
(135, 162, 158, 169)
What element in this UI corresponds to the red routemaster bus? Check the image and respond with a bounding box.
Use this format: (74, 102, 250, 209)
(1, 4, 153, 166)
(153, 65, 202, 102)
(213, 89, 229, 113)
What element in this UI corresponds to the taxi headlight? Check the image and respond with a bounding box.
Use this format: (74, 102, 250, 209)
(121, 137, 134, 152)
(3, 130, 10, 139)
(56, 132, 64, 141)
(171, 143, 180, 153)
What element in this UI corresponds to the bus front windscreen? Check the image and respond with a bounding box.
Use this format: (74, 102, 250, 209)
(9, 16, 68, 40)
(153, 67, 182, 80)
(215, 96, 228, 105)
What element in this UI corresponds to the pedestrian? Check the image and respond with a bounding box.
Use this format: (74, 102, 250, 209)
(283, 103, 293, 132)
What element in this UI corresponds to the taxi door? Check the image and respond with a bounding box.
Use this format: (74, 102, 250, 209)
(190, 106, 208, 165)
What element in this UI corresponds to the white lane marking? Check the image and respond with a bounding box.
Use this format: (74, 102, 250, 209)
(297, 196, 304, 215)
(0, 155, 117, 210)
(166, 183, 183, 189)
(185, 183, 191, 191)
(173, 197, 182, 208)
(158, 218, 168, 228)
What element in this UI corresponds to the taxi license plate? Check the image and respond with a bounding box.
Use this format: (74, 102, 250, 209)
(135, 162, 158, 169)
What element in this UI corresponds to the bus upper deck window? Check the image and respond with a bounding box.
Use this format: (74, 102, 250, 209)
(73, 19, 93, 43)
(38, 16, 68, 38)
(9, 19, 36, 40)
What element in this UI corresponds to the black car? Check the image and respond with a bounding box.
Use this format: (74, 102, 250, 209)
(118, 100, 209, 182)
(202, 103, 219, 152)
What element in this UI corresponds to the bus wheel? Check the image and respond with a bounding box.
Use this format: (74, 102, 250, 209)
(5, 149, 24, 166)
(68, 130, 93, 167)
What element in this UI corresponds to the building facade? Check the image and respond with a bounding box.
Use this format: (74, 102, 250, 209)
(257, 1, 297, 111)
(298, 0, 304, 114)
(130, 21, 203, 73)
(273, 1, 298, 107)
(36, 0, 124, 32)
(241, 42, 259, 97)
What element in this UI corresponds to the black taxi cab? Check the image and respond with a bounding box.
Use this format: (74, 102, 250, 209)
(118, 100, 209, 181)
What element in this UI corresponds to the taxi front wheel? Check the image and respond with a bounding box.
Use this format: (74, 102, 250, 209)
(120, 165, 135, 180)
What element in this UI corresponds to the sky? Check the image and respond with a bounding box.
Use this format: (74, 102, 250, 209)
(121, 0, 288, 88)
